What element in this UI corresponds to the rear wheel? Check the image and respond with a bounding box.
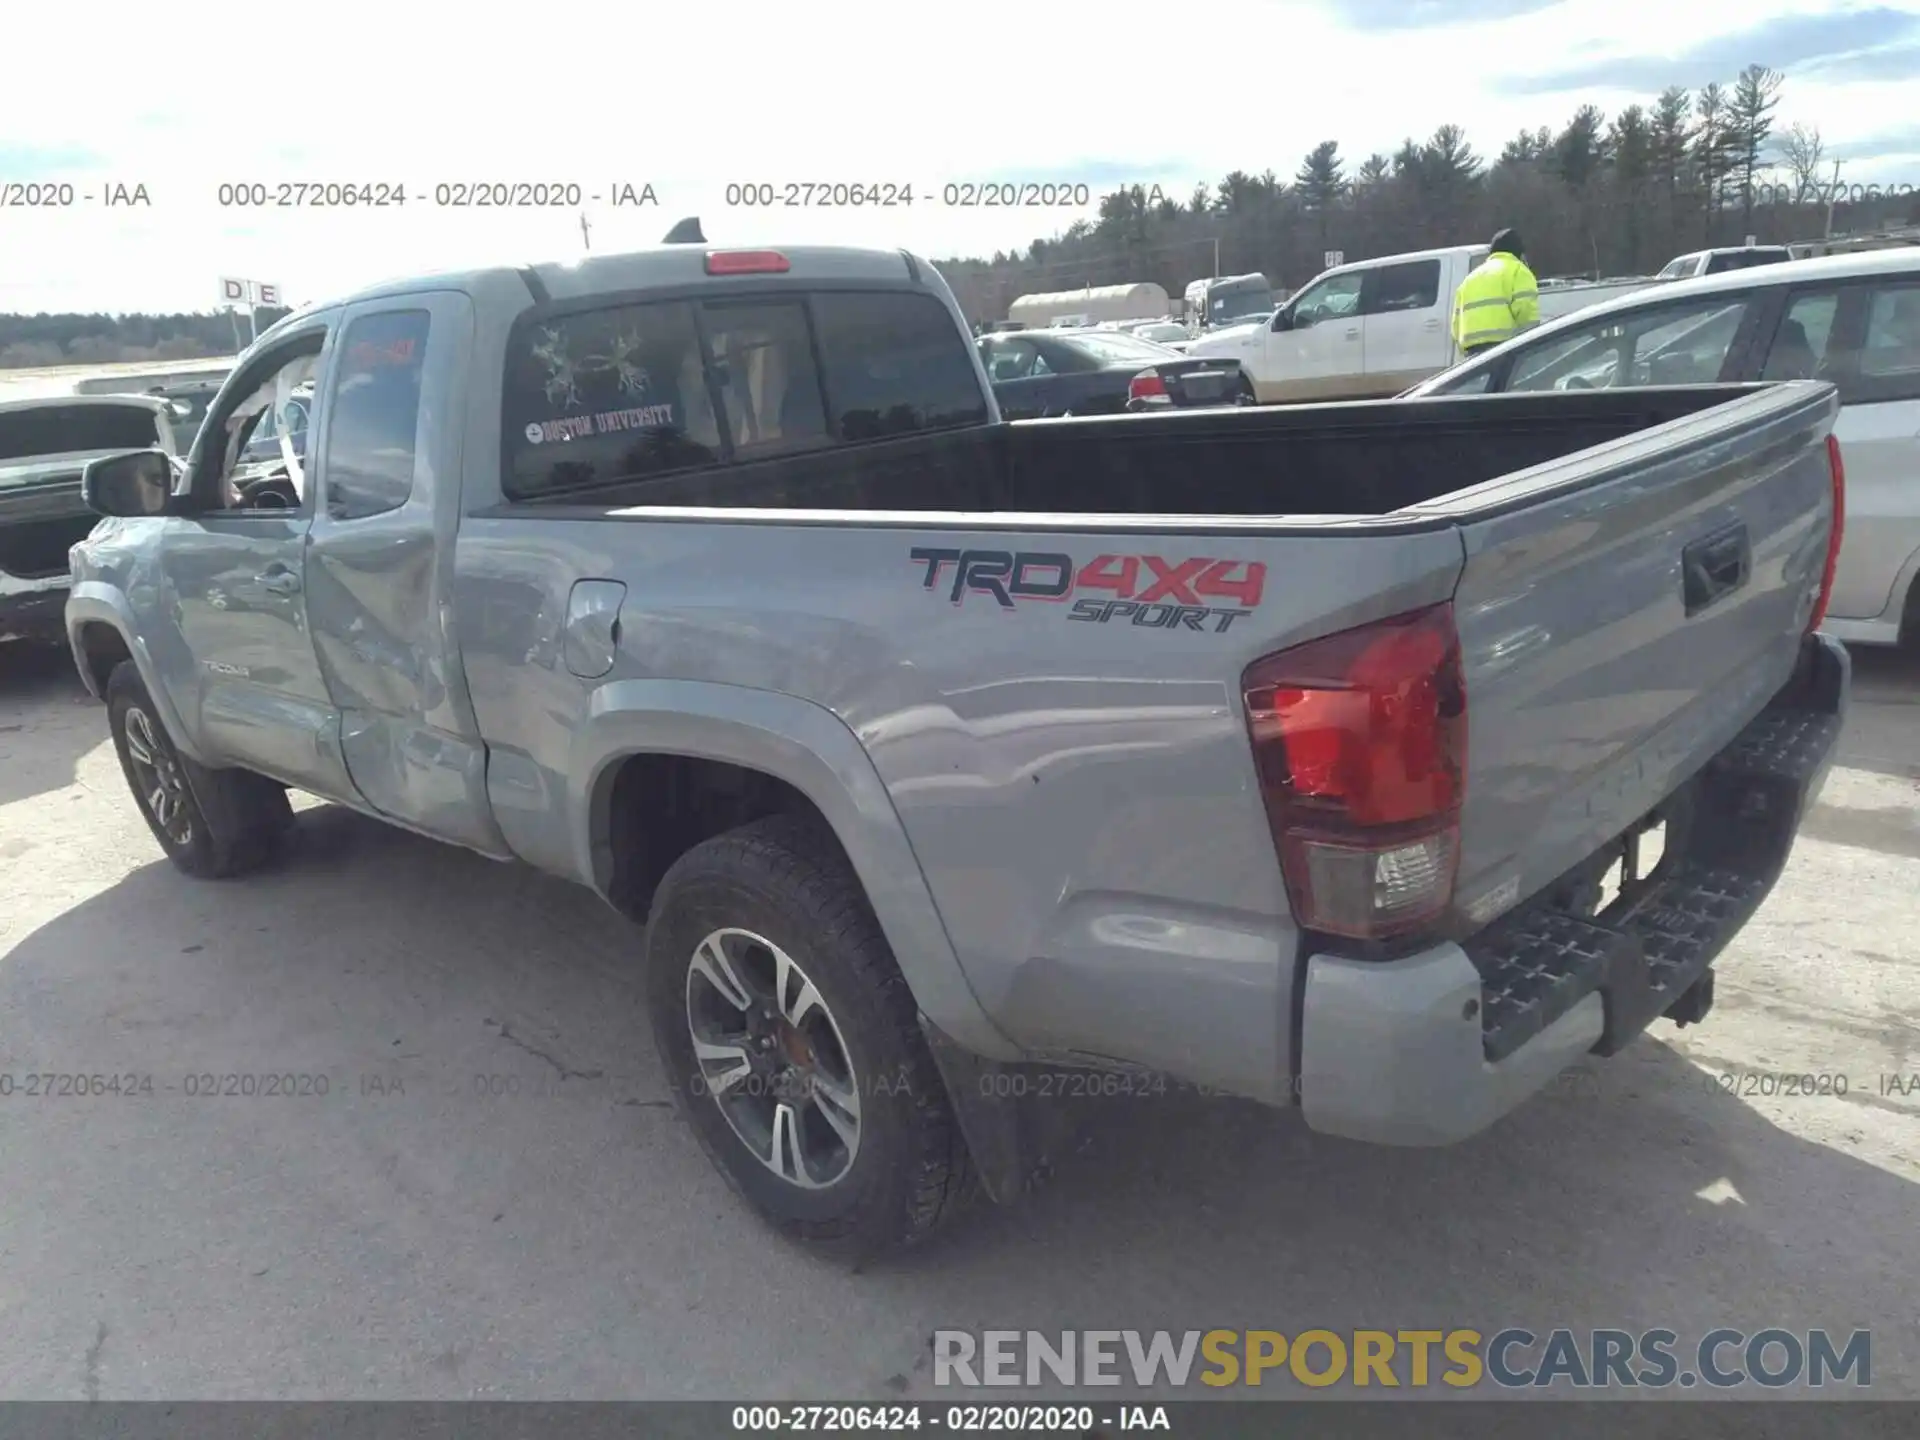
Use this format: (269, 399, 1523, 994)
(105, 662, 293, 878)
(645, 815, 976, 1259)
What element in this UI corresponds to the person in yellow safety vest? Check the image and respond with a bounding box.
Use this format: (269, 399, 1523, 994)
(1452, 228, 1541, 357)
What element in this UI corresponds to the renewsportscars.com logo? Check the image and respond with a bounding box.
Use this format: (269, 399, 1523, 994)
(932, 1327, 1873, 1391)
(910, 547, 1268, 633)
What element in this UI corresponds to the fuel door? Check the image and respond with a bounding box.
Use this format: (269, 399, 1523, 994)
(563, 579, 627, 679)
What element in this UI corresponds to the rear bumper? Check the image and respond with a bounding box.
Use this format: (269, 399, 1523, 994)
(1298, 632, 1848, 1146)
(0, 569, 71, 642)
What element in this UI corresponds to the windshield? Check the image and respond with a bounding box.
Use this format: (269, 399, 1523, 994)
(1704, 249, 1790, 274)
(1062, 332, 1180, 364)
(1499, 299, 1752, 392)
(1207, 289, 1273, 326)
(155, 386, 223, 447)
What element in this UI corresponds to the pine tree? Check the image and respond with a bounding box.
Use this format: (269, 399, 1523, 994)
(1296, 141, 1348, 249)
(1553, 105, 1610, 189)
(1726, 63, 1785, 234)
(1608, 105, 1653, 270)
(1295, 141, 1348, 208)
(1692, 82, 1734, 242)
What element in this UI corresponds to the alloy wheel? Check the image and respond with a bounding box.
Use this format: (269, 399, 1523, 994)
(684, 927, 862, 1189)
(123, 705, 193, 847)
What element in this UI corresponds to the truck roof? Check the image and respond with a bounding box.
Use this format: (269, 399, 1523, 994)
(1332, 244, 1487, 269)
(261, 242, 937, 343)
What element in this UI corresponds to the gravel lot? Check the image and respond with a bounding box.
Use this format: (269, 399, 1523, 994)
(1, 639, 1916, 1402)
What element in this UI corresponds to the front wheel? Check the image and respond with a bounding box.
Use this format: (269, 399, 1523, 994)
(645, 815, 976, 1259)
(105, 662, 293, 878)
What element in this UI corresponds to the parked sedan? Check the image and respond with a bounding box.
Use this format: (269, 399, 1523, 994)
(1126, 320, 1193, 345)
(977, 329, 1252, 420)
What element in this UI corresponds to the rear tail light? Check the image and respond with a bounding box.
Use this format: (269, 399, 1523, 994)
(1128, 371, 1168, 403)
(705, 249, 791, 275)
(1807, 433, 1846, 634)
(1241, 604, 1467, 940)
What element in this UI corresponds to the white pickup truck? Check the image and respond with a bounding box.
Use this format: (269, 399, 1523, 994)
(1187, 244, 1659, 403)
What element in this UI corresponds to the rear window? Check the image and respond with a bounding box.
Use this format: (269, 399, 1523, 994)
(1061, 332, 1178, 365)
(1703, 249, 1790, 274)
(503, 289, 986, 500)
(702, 300, 831, 459)
(504, 300, 720, 500)
(811, 292, 987, 441)
(0, 403, 159, 466)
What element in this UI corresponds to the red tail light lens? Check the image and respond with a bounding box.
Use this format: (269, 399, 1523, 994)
(1241, 604, 1467, 940)
(705, 250, 791, 275)
(1128, 371, 1168, 403)
(1808, 433, 1846, 634)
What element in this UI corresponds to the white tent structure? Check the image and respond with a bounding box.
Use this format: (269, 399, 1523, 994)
(1007, 283, 1172, 329)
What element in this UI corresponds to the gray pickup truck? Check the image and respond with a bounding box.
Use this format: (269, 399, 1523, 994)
(1, 395, 183, 644)
(67, 236, 1849, 1258)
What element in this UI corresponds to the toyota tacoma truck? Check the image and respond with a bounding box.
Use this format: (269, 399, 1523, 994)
(1, 394, 183, 645)
(67, 235, 1849, 1258)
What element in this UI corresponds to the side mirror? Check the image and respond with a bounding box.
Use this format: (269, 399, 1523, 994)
(82, 449, 179, 518)
(1271, 308, 1294, 332)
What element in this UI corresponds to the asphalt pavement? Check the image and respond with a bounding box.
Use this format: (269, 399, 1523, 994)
(1, 639, 1916, 1401)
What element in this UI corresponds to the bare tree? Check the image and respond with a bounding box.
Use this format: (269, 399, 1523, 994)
(1779, 122, 1827, 205)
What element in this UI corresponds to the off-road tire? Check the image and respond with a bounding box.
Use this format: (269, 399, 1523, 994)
(105, 661, 294, 879)
(645, 814, 977, 1260)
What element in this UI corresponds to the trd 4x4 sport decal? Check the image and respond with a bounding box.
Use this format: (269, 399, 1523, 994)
(909, 547, 1266, 633)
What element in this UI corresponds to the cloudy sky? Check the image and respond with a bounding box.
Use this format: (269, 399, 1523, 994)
(3, 0, 1916, 315)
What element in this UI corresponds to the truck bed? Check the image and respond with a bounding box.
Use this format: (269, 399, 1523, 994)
(509, 385, 1757, 519)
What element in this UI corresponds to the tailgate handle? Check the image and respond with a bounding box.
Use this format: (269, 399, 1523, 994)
(1682, 523, 1751, 615)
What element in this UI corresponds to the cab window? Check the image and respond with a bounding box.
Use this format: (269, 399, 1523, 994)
(1359, 260, 1441, 315)
(1857, 283, 1920, 400)
(1290, 272, 1364, 327)
(205, 336, 328, 513)
(1764, 279, 1920, 404)
(323, 310, 430, 519)
(1759, 293, 1840, 382)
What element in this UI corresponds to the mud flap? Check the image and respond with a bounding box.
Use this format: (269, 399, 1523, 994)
(918, 1018, 1089, 1206)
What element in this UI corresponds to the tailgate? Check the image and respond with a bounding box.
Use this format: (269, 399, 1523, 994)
(0, 465, 99, 580)
(1411, 381, 1840, 926)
